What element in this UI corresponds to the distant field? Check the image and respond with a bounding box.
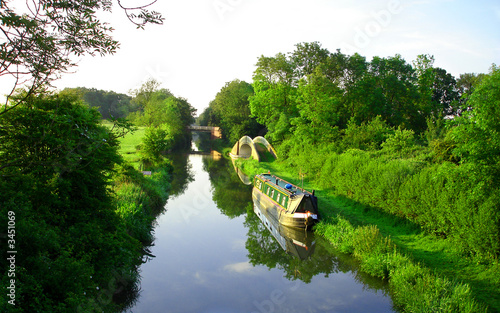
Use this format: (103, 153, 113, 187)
(101, 120, 145, 167)
(118, 126, 145, 165)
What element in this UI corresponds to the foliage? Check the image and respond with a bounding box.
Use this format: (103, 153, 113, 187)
(380, 127, 416, 156)
(128, 79, 196, 154)
(63, 87, 136, 119)
(0, 92, 140, 312)
(0, 0, 163, 113)
(249, 43, 462, 146)
(140, 126, 171, 162)
(451, 65, 500, 169)
(315, 217, 488, 313)
(0, 90, 174, 312)
(200, 79, 264, 144)
(342, 116, 393, 151)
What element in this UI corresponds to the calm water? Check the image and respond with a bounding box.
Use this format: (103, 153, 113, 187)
(126, 154, 396, 313)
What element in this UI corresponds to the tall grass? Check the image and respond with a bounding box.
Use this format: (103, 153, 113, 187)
(315, 217, 488, 313)
(113, 162, 172, 246)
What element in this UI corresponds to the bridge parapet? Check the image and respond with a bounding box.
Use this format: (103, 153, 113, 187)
(187, 126, 222, 139)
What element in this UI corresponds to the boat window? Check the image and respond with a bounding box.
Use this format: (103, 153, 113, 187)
(295, 197, 315, 213)
(271, 190, 275, 198)
(282, 197, 286, 206)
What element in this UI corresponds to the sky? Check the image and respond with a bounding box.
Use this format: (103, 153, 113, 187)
(13, 0, 500, 114)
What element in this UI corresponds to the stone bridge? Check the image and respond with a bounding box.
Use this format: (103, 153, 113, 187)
(229, 136, 277, 162)
(187, 126, 222, 139)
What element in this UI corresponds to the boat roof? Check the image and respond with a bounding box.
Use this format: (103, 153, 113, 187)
(257, 173, 311, 195)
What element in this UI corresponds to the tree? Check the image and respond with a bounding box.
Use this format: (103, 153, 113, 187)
(1, 0, 164, 115)
(0, 92, 139, 312)
(210, 79, 262, 143)
(452, 65, 500, 168)
(366, 55, 422, 131)
(250, 53, 298, 143)
(294, 67, 345, 144)
(62, 87, 135, 119)
(456, 72, 485, 113)
(130, 80, 196, 154)
(290, 41, 330, 79)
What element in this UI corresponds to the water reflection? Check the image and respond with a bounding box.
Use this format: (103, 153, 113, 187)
(168, 153, 195, 197)
(231, 159, 253, 185)
(253, 200, 316, 260)
(202, 156, 253, 218)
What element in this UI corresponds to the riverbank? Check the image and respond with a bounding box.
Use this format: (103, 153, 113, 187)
(236, 157, 499, 312)
(98, 123, 173, 311)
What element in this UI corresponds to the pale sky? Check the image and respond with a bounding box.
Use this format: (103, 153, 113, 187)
(19, 1, 500, 113)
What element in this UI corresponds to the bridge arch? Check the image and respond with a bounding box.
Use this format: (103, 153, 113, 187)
(229, 136, 277, 161)
(230, 136, 260, 161)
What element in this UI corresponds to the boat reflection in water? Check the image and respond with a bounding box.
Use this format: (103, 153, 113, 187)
(253, 197, 316, 260)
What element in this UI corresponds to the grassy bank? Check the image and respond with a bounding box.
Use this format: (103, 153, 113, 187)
(99, 122, 172, 311)
(112, 124, 170, 246)
(236, 157, 498, 312)
(101, 120, 146, 167)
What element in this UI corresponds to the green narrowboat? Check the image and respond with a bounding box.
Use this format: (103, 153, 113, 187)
(252, 173, 319, 229)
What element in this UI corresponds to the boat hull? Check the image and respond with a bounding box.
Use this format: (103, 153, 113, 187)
(252, 187, 318, 229)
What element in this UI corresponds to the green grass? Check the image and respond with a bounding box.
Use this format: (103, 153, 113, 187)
(236, 157, 499, 312)
(101, 120, 146, 167)
(118, 127, 146, 167)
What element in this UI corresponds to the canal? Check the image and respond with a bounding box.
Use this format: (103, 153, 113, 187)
(126, 154, 396, 313)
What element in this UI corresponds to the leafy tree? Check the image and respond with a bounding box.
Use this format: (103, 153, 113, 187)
(1, 0, 163, 114)
(210, 79, 262, 143)
(141, 126, 171, 162)
(129, 78, 172, 113)
(290, 41, 330, 79)
(452, 66, 500, 169)
(0, 91, 139, 312)
(197, 105, 216, 126)
(431, 67, 459, 116)
(367, 55, 422, 131)
(294, 67, 345, 144)
(381, 127, 416, 156)
(62, 87, 135, 119)
(456, 72, 486, 113)
(413, 55, 460, 118)
(250, 53, 298, 143)
(130, 80, 196, 153)
(342, 116, 393, 151)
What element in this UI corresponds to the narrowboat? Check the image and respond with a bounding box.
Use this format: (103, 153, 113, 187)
(252, 173, 319, 229)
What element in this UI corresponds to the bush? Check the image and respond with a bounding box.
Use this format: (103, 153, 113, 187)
(342, 116, 393, 151)
(315, 148, 500, 258)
